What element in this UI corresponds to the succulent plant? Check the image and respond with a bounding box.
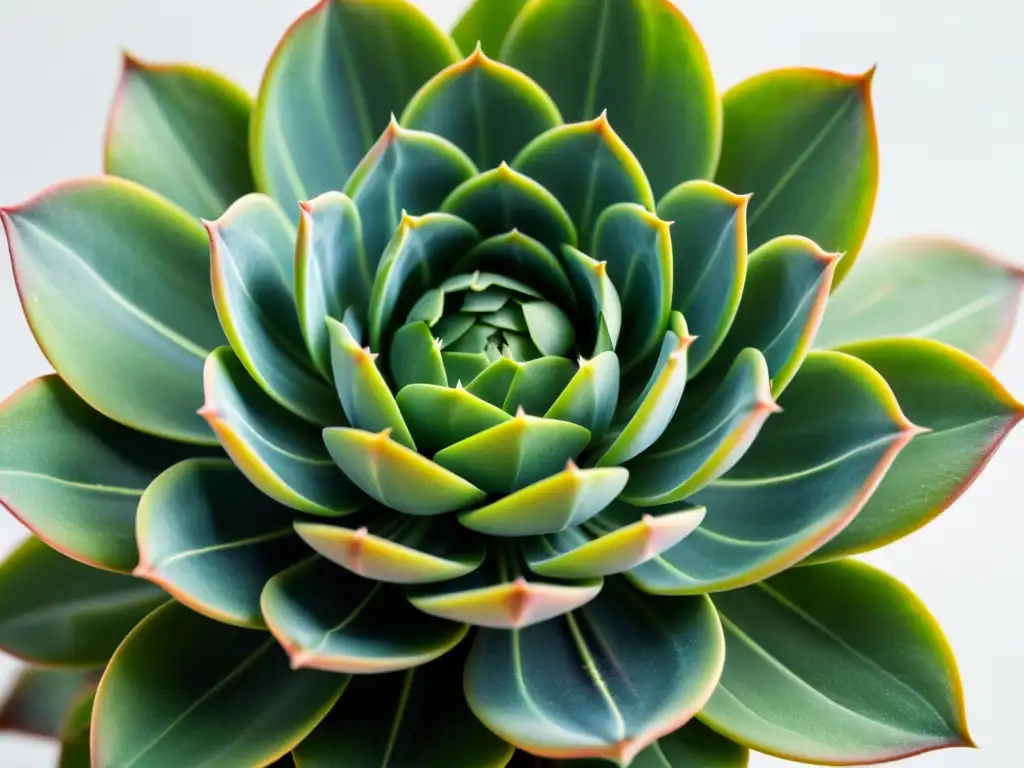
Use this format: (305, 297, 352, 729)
(0, 1, 1021, 766)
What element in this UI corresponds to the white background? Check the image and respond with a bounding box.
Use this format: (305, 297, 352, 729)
(0, 1, 1021, 766)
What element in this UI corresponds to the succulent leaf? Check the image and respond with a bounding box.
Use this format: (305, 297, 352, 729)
(135, 459, 308, 629)
(0, 538, 164, 667)
(623, 348, 778, 506)
(295, 192, 370, 375)
(809, 338, 1024, 561)
(522, 502, 705, 580)
(701, 560, 972, 763)
(464, 583, 724, 764)
(294, 643, 514, 767)
(658, 181, 749, 376)
(0, 667, 96, 739)
(501, 0, 719, 198)
(514, 117, 655, 248)
(295, 515, 485, 584)
(252, 0, 460, 212)
(444, 351, 494, 385)
(452, 0, 530, 57)
(544, 352, 620, 439)
(466, 356, 523, 406)
(202, 348, 365, 516)
(105, 55, 253, 219)
(0, 376, 209, 573)
(716, 67, 878, 287)
(208, 194, 341, 424)
(261, 556, 468, 674)
(458, 231, 577, 310)
(503, 356, 578, 414)
(402, 46, 562, 168)
(397, 382, 512, 455)
(56, 690, 94, 768)
(816, 236, 1024, 366)
(1, 178, 225, 444)
(708, 235, 838, 396)
(92, 601, 344, 768)
(563, 246, 623, 355)
(629, 351, 919, 594)
(323, 427, 486, 515)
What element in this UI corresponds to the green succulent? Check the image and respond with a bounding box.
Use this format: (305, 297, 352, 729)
(0, 1, 1021, 766)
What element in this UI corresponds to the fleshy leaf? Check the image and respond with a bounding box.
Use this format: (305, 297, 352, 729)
(397, 383, 512, 455)
(324, 427, 486, 515)
(514, 116, 654, 248)
(623, 349, 778, 506)
(441, 163, 576, 254)
(407, 547, 602, 629)
(816, 236, 1024, 366)
(345, 120, 477, 268)
(444, 351, 493, 385)
(295, 192, 370, 374)
(452, 0, 529, 57)
(0, 667, 96, 738)
(104, 54, 253, 219)
(261, 556, 468, 674)
(93, 601, 344, 768)
(708, 235, 838, 396)
(502, 0, 719, 198)
(0, 538, 164, 667)
(628, 351, 919, 594)
(521, 302, 576, 358)
(715, 67, 878, 287)
(465, 582, 724, 764)
(459, 462, 629, 537)
(457, 231, 577, 310)
(295, 514, 485, 585)
(390, 321, 448, 389)
(57, 690, 94, 768)
(368, 212, 481, 349)
(402, 46, 561, 167)
(433, 411, 591, 493)
(809, 338, 1024, 561)
(135, 459, 307, 629)
(595, 322, 692, 467)
(545, 352, 620, 439)
(466, 356, 522, 407)
(294, 644, 514, 767)
(202, 347, 365, 516)
(0, 376, 208, 573)
(252, 0, 460, 212)
(658, 180, 749, 376)
(522, 502, 705, 580)
(702, 560, 972, 764)
(563, 246, 622, 355)
(208, 193, 339, 424)
(503, 357, 578, 415)
(2, 178, 225, 444)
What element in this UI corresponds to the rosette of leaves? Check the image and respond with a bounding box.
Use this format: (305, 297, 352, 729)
(1, 1, 1022, 766)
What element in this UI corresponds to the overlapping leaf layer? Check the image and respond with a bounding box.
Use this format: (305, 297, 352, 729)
(0, 1, 1021, 766)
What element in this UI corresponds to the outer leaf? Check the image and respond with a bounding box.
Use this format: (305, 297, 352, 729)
(465, 583, 724, 765)
(514, 116, 654, 248)
(252, 0, 460, 211)
(628, 351, 919, 594)
(545, 352, 619, 438)
(452, 0, 530, 57)
(457, 231, 577, 310)
(261, 556, 468, 673)
(135, 459, 307, 629)
(104, 54, 253, 219)
(658, 180, 749, 376)
(522, 502, 705, 580)
(459, 462, 628, 536)
(0, 538, 164, 667)
(407, 547, 602, 629)
(324, 427, 486, 515)
(702, 560, 973, 764)
(433, 411, 591, 493)
(709, 235, 838, 396)
(202, 348, 365, 516)
(208, 194, 339, 424)
(2, 178, 225, 444)
(92, 602, 344, 768)
(715, 67, 878, 287)
(295, 515, 485, 584)
(344, 120, 477, 267)
(295, 192, 369, 374)
(816, 236, 1024, 366)
(809, 338, 1024, 561)
(57, 691, 94, 768)
(502, 0, 719, 198)
(0, 376, 205, 573)
(402, 46, 561, 167)
(294, 644, 514, 767)
(397, 382, 512, 455)
(623, 348, 778, 506)
(0, 667, 95, 738)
